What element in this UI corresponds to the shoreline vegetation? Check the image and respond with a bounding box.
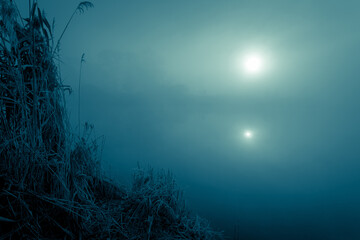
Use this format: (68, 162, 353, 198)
(0, 1, 223, 239)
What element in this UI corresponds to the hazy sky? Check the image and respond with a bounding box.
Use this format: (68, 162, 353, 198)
(17, 0, 360, 239)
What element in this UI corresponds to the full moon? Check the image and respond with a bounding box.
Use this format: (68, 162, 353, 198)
(243, 54, 263, 74)
(244, 130, 253, 138)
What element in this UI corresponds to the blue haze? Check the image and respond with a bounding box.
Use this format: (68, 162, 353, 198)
(17, 0, 360, 239)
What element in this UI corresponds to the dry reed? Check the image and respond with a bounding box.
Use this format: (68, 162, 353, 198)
(0, 1, 223, 239)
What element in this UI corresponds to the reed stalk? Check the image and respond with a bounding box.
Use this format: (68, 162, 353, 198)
(0, 1, 223, 239)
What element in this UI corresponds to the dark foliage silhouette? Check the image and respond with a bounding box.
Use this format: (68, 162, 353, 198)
(0, 1, 223, 239)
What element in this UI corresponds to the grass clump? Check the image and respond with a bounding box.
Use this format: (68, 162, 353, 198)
(0, 1, 223, 239)
(123, 166, 223, 239)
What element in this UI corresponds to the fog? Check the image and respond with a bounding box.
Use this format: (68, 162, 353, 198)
(17, 0, 360, 238)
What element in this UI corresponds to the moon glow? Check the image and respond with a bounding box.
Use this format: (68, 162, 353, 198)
(243, 54, 263, 74)
(244, 130, 253, 138)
